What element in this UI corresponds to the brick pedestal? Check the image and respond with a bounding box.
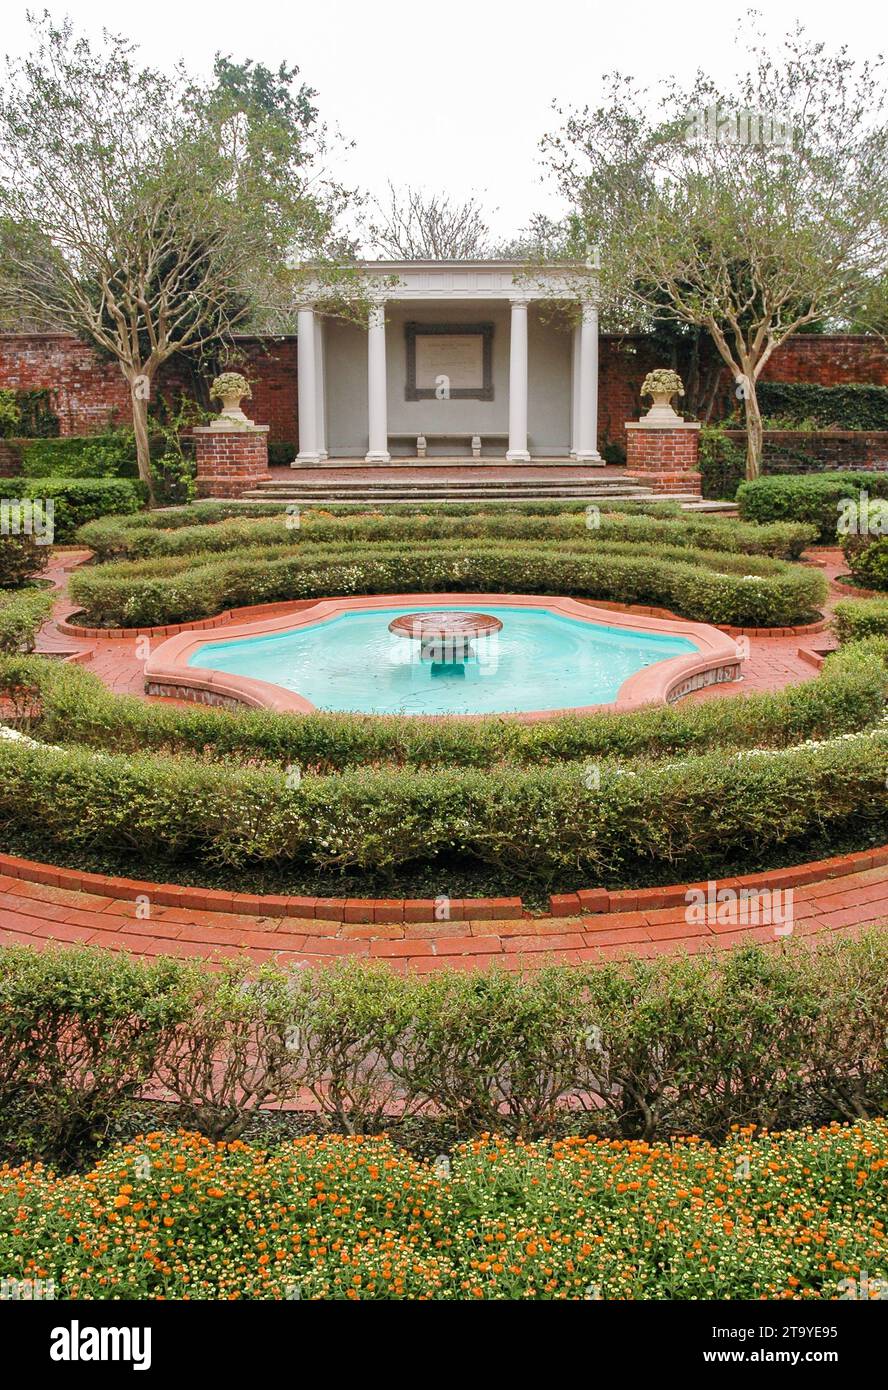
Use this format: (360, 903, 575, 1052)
(625, 419, 701, 494)
(193, 425, 269, 498)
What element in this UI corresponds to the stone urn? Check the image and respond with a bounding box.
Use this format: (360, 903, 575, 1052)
(209, 372, 254, 428)
(640, 369, 685, 423)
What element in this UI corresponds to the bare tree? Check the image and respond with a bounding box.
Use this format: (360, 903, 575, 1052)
(367, 182, 492, 259)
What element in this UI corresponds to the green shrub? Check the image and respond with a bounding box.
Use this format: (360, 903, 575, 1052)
(1, 639, 882, 773)
(68, 538, 827, 630)
(738, 472, 888, 541)
(0, 934, 887, 1159)
(0, 524, 50, 588)
(699, 425, 747, 499)
(17, 477, 146, 541)
(76, 507, 817, 564)
(757, 381, 888, 431)
(842, 502, 888, 591)
(0, 715, 883, 886)
(834, 598, 888, 643)
(19, 430, 144, 479)
(0, 945, 188, 1164)
(268, 442, 298, 466)
(0, 589, 52, 653)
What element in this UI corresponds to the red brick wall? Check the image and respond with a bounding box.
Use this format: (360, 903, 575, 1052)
(0, 334, 299, 446)
(1, 330, 886, 452)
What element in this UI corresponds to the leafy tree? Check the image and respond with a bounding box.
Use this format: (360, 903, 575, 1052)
(0, 17, 354, 501)
(540, 28, 888, 478)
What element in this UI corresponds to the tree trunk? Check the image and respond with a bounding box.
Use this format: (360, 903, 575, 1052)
(743, 377, 764, 481)
(129, 378, 157, 507)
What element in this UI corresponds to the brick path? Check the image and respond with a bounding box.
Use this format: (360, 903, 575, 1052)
(0, 850, 885, 971)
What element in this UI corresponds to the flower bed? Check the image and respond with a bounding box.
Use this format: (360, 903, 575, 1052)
(67, 538, 828, 630)
(1, 1121, 886, 1299)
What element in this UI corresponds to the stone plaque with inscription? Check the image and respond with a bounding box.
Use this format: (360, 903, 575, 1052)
(405, 322, 494, 400)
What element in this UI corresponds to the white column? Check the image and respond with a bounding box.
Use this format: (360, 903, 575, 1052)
(314, 315, 327, 461)
(506, 297, 530, 462)
(570, 321, 581, 460)
(365, 300, 390, 463)
(575, 302, 602, 463)
(296, 305, 320, 464)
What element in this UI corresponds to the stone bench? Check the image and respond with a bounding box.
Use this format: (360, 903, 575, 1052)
(388, 432, 509, 459)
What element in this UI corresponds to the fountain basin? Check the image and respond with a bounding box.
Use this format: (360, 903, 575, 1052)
(144, 594, 742, 719)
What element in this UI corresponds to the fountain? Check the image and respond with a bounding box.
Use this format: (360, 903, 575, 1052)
(388, 611, 503, 676)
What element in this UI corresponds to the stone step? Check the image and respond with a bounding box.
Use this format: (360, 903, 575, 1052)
(241, 488, 659, 503)
(249, 475, 643, 492)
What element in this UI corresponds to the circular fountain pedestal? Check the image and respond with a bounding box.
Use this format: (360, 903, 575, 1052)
(389, 611, 503, 673)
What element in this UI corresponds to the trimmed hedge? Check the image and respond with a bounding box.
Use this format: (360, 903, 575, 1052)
(1, 639, 883, 773)
(76, 507, 818, 563)
(0, 590, 52, 653)
(17, 477, 147, 541)
(1, 935, 888, 1156)
(738, 472, 888, 542)
(834, 599, 888, 643)
(2, 1118, 886, 1299)
(0, 708, 884, 884)
(68, 539, 828, 630)
(842, 504, 888, 591)
(757, 381, 888, 431)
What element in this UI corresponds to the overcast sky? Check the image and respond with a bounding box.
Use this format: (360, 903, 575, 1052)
(3, 1, 883, 245)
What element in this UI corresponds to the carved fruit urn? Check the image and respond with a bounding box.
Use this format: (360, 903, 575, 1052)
(209, 372, 253, 428)
(640, 369, 685, 423)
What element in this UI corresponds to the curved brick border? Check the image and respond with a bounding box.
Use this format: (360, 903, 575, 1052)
(143, 593, 741, 719)
(0, 846, 885, 969)
(1, 844, 885, 926)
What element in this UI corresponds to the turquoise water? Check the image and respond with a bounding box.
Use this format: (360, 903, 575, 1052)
(190, 604, 698, 715)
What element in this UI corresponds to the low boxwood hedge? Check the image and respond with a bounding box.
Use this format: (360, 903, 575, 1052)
(68, 538, 828, 630)
(842, 506, 888, 591)
(75, 508, 817, 563)
(738, 472, 888, 542)
(834, 599, 888, 643)
(0, 590, 52, 653)
(17, 477, 147, 541)
(1, 639, 883, 773)
(0, 711, 884, 885)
